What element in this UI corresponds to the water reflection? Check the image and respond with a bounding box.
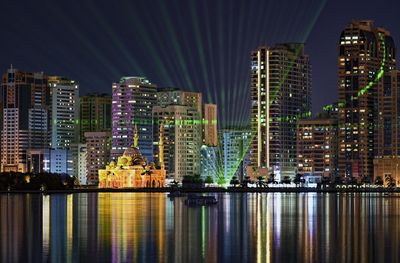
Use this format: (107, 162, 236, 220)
(1, 193, 400, 262)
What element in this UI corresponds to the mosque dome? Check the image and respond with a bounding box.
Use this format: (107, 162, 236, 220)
(123, 146, 145, 165)
(123, 146, 141, 157)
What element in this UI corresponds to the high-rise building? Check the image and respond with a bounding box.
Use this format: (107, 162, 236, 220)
(200, 145, 219, 181)
(296, 118, 338, 178)
(49, 149, 73, 175)
(337, 20, 396, 179)
(220, 129, 252, 182)
(49, 76, 79, 149)
(111, 77, 157, 162)
(26, 148, 73, 175)
(1, 67, 50, 172)
(249, 43, 312, 179)
(85, 132, 111, 185)
(203, 104, 218, 146)
(373, 70, 400, 185)
(76, 144, 87, 185)
(79, 93, 111, 143)
(153, 105, 202, 181)
(157, 88, 202, 116)
(26, 149, 50, 174)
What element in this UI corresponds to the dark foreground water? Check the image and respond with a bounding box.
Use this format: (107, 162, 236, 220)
(1, 192, 400, 263)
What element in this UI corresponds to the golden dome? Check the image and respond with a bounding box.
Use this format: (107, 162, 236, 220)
(123, 146, 145, 165)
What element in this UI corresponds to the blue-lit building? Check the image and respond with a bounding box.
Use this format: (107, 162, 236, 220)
(27, 148, 73, 175)
(220, 129, 252, 182)
(200, 145, 219, 181)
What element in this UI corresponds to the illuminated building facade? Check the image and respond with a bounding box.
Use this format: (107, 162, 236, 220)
(49, 149, 73, 175)
(200, 145, 218, 181)
(373, 70, 400, 185)
(79, 93, 111, 143)
(203, 103, 218, 146)
(296, 118, 338, 178)
(49, 76, 79, 149)
(152, 105, 201, 180)
(157, 88, 202, 116)
(26, 148, 72, 175)
(220, 129, 252, 182)
(26, 149, 50, 173)
(76, 144, 87, 185)
(111, 77, 157, 162)
(99, 126, 165, 188)
(85, 131, 111, 185)
(338, 20, 396, 180)
(250, 43, 312, 179)
(1, 67, 50, 172)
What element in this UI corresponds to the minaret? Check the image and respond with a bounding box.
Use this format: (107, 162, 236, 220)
(133, 124, 139, 148)
(158, 123, 164, 169)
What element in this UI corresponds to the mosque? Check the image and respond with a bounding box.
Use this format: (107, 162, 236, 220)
(98, 125, 166, 188)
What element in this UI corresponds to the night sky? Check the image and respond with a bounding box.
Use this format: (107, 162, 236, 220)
(1, 0, 399, 126)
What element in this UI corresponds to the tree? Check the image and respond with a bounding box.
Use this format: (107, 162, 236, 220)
(282, 176, 291, 185)
(205, 176, 214, 185)
(385, 174, 396, 188)
(257, 176, 266, 188)
(375, 176, 383, 186)
(321, 176, 331, 188)
(170, 180, 179, 188)
(293, 174, 303, 187)
(268, 173, 277, 185)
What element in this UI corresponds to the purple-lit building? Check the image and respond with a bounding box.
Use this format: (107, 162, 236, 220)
(111, 77, 157, 162)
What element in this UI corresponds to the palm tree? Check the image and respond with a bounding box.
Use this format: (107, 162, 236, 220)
(268, 173, 277, 186)
(257, 176, 265, 188)
(282, 176, 291, 186)
(293, 174, 302, 187)
(321, 176, 331, 188)
(170, 179, 179, 188)
(385, 174, 396, 188)
(375, 176, 383, 186)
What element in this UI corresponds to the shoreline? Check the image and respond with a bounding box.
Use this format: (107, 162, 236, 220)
(0, 187, 399, 194)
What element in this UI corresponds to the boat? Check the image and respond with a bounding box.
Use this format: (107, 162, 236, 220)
(184, 195, 218, 206)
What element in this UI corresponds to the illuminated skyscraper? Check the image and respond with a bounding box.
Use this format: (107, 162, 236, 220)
(76, 144, 87, 185)
(79, 93, 111, 143)
(296, 118, 338, 178)
(373, 70, 400, 185)
(220, 129, 252, 182)
(1, 67, 50, 172)
(111, 77, 157, 161)
(337, 20, 396, 179)
(153, 105, 201, 180)
(49, 76, 79, 149)
(157, 88, 202, 115)
(85, 131, 111, 185)
(203, 104, 218, 146)
(153, 88, 203, 180)
(200, 145, 218, 181)
(249, 43, 311, 179)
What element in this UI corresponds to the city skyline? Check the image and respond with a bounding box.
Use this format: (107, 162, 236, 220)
(0, 0, 399, 126)
(3, 2, 400, 262)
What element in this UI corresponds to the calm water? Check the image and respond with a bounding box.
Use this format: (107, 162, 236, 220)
(1, 192, 400, 263)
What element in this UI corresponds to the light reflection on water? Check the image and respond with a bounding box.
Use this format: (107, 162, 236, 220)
(1, 192, 400, 262)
